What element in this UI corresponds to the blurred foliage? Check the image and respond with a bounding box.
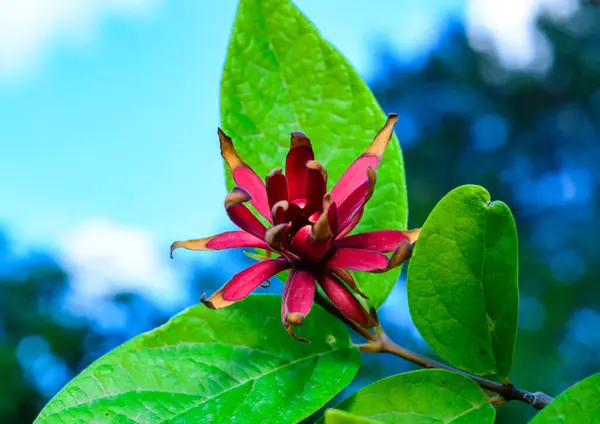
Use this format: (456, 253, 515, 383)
(0, 231, 170, 424)
(368, 4, 600, 423)
(2, 3, 600, 424)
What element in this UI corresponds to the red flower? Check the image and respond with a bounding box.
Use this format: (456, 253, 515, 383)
(171, 114, 420, 341)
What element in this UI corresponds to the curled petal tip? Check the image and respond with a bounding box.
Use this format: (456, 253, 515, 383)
(285, 312, 305, 326)
(290, 131, 310, 146)
(265, 223, 289, 251)
(224, 187, 252, 209)
(169, 242, 178, 259)
(384, 241, 413, 271)
(365, 115, 399, 157)
(267, 168, 284, 179)
(323, 193, 332, 209)
(200, 293, 217, 309)
(312, 209, 332, 241)
(271, 200, 290, 224)
(306, 160, 326, 176)
(404, 228, 421, 244)
(368, 307, 380, 327)
(200, 290, 234, 310)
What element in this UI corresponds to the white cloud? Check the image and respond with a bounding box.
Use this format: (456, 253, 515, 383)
(0, 0, 155, 80)
(59, 217, 188, 308)
(466, 0, 578, 71)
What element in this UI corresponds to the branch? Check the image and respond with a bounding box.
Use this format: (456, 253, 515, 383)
(366, 331, 553, 409)
(321, 301, 554, 410)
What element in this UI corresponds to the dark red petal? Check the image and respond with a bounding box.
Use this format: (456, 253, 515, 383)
(282, 269, 316, 340)
(271, 200, 289, 224)
(290, 225, 330, 263)
(317, 272, 375, 327)
(264, 223, 300, 262)
(337, 208, 363, 239)
(266, 168, 289, 209)
(202, 258, 290, 308)
(286, 132, 314, 201)
(331, 114, 397, 205)
(304, 161, 327, 215)
(337, 167, 376, 233)
(330, 267, 368, 299)
(170, 231, 268, 258)
(334, 229, 418, 253)
(291, 198, 307, 209)
(326, 248, 389, 271)
(225, 187, 267, 240)
(218, 128, 271, 222)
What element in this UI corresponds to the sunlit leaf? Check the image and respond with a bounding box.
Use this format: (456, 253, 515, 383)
(322, 369, 495, 423)
(529, 373, 600, 423)
(35, 295, 360, 424)
(220, 0, 408, 308)
(407, 185, 519, 377)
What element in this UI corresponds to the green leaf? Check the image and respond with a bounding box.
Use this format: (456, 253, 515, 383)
(322, 369, 495, 424)
(220, 0, 408, 308)
(325, 409, 378, 424)
(35, 295, 360, 424)
(407, 185, 519, 377)
(529, 373, 600, 423)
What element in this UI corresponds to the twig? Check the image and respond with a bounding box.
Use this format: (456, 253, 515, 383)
(322, 303, 554, 410)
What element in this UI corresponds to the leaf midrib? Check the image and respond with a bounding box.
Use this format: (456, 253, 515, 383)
(39, 344, 353, 423)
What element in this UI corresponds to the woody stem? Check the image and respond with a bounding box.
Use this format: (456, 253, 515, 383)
(318, 295, 553, 410)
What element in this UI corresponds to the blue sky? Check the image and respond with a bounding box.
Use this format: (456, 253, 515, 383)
(0, 0, 463, 246)
(0, 0, 553, 303)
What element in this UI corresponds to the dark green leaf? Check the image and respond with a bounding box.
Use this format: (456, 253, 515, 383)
(35, 295, 360, 424)
(220, 0, 408, 308)
(323, 369, 495, 423)
(529, 373, 600, 423)
(407, 185, 519, 377)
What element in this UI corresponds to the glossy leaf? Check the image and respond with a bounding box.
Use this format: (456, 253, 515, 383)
(529, 373, 600, 423)
(220, 0, 408, 308)
(35, 295, 360, 424)
(323, 369, 495, 423)
(407, 185, 519, 377)
(325, 409, 378, 424)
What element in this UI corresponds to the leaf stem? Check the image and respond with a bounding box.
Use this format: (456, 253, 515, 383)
(318, 296, 553, 410)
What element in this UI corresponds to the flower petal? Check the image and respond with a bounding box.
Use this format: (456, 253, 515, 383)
(218, 128, 271, 222)
(291, 224, 331, 263)
(334, 229, 420, 253)
(286, 131, 314, 201)
(331, 114, 397, 205)
(304, 160, 327, 215)
(266, 168, 289, 209)
(225, 187, 267, 240)
(326, 248, 389, 271)
(317, 272, 376, 327)
(337, 167, 376, 233)
(170, 231, 269, 258)
(202, 258, 290, 309)
(330, 267, 368, 299)
(282, 269, 316, 342)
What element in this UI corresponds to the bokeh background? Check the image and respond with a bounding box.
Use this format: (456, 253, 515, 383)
(1, 0, 598, 422)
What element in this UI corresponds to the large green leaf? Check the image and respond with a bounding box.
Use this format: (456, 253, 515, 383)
(35, 295, 360, 424)
(322, 369, 495, 423)
(325, 409, 378, 424)
(220, 0, 408, 308)
(407, 185, 519, 377)
(529, 373, 600, 423)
